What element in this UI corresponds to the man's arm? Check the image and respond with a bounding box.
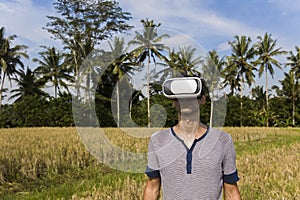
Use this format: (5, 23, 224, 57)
(223, 182, 241, 200)
(143, 177, 161, 200)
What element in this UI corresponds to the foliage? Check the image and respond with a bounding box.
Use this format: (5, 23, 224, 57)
(9, 67, 47, 102)
(0, 94, 74, 127)
(44, 0, 132, 45)
(0, 27, 28, 108)
(1, 3, 300, 127)
(33, 46, 73, 98)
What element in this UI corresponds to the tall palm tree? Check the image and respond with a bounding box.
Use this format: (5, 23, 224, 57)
(280, 71, 299, 126)
(9, 67, 47, 102)
(227, 35, 256, 90)
(106, 36, 136, 127)
(286, 46, 300, 80)
(251, 85, 266, 110)
(254, 32, 287, 127)
(33, 46, 73, 98)
(176, 46, 203, 76)
(0, 27, 28, 108)
(158, 46, 203, 79)
(65, 34, 96, 99)
(157, 49, 180, 79)
(129, 19, 169, 127)
(226, 35, 256, 126)
(202, 50, 225, 126)
(222, 58, 241, 96)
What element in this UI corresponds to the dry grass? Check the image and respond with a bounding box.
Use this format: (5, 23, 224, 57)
(0, 128, 94, 182)
(71, 176, 145, 200)
(238, 143, 300, 199)
(0, 127, 299, 199)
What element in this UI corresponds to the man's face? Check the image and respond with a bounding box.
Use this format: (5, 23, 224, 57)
(173, 98, 201, 115)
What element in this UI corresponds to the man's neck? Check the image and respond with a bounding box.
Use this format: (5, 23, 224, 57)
(173, 122, 207, 148)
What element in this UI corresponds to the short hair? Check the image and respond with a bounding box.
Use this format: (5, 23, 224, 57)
(199, 77, 209, 98)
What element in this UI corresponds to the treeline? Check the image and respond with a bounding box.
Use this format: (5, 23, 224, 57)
(0, 91, 297, 127)
(0, 0, 299, 128)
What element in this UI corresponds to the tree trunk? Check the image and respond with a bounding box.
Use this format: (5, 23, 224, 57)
(55, 84, 58, 99)
(73, 50, 81, 99)
(116, 81, 120, 127)
(129, 86, 133, 121)
(147, 57, 151, 128)
(265, 68, 269, 127)
(240, 82, 244, 127)
(210, 99, 214, 127)
(0, 73, 7, 110)
(292, 98, 295, 126)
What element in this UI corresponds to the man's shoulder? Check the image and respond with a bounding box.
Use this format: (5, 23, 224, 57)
(208, 127, 233, 143)
(150, 128, 171, 140)
(149, 128, 173, 147)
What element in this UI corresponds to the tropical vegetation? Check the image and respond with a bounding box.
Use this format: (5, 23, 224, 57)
(0, 0, 299, 128)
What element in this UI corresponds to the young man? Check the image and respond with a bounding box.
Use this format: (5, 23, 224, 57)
(143, 77, 241, 200)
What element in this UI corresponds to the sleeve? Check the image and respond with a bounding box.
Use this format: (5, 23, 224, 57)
(222, 136, 240, 184)
(145, 137, 161, 178)
(145, 165, 161, 178)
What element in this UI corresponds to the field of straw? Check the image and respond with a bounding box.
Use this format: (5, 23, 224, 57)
(0, 127, 299, 199)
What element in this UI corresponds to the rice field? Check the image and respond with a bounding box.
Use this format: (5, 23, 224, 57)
(0, 127, 299, 199)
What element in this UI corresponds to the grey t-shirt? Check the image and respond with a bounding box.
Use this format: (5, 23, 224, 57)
(146, 127, 239, 200)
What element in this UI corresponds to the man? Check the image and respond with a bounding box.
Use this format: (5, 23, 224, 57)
(143, 77, 241, 200)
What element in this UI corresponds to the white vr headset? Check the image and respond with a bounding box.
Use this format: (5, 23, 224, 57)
(162, 77, 202, 99)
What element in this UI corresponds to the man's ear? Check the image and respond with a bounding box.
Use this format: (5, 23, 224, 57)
(199, 96, 206, 105)
(172, 100, 177, 107)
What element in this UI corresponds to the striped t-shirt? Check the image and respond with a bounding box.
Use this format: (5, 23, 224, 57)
(146, 127, 239, 200)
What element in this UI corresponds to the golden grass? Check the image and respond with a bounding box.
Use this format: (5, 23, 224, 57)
(0, 127, 299, 199)
(238, 143, 300, 199)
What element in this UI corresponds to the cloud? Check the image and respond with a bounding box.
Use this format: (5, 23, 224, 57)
(0, 0, 58, 50)
(118, 0, 265, 52)
(120, 1, 262, 35)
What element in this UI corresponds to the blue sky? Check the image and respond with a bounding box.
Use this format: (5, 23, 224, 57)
(1, 0, 300, 100)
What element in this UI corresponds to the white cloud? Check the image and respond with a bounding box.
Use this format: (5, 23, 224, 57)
(0, 0, 57, 49)
(121, 1, 260, 33)
(118, 0, 265, 52)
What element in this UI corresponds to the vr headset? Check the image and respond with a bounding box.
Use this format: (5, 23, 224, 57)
(162, 77, 202, 99)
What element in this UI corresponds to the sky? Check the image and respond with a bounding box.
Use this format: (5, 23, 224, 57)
(1, 0, 300, 102)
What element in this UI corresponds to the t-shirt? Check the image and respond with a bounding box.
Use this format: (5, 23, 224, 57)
(146, 127, 239, 200)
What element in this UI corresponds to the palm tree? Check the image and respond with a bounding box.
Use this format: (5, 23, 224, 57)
(202, 50, 225, 126)
(280, 71, 299, 126)
(33, 46, 73, 98)
(254, 32, 287, 127)
(129, 19, 169, 127)
(251, 85, 268, 126)
(227, 35, 256, 90)
(158, 46, 203, 80)
(0, 27, 28, 108)
(157, 49, 180, 79)
(222, 58, 241, 96)
(9, 67, 47, 102)
(106, 36, 136, 127)
(286, 46, 300, 80)
(226, 35, 256, 126)
(65, 34, 96, 99)
(251, 85, 266, 109)
(176, 46, 203, 76)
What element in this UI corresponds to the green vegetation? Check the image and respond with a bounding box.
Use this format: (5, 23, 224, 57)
(0, 0, 299, 128)
(0, 127, 299, 199)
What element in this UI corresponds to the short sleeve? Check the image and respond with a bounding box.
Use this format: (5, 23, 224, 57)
(145, 138, 160, 178)
(222, 137, 240, 183)
(145, 165, 161, 178)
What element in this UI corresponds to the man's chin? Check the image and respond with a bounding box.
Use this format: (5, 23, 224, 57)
(180, 108, 193, 114)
